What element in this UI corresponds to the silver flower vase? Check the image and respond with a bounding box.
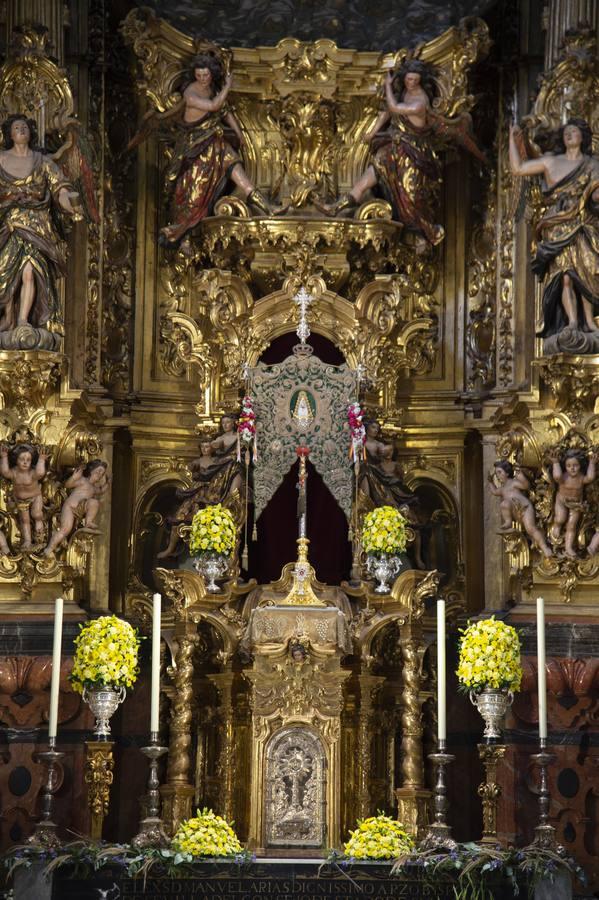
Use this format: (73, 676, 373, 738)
(470, 687, 514, 740)
(366, 553, 402, 593)
(194, 552, 230, 592)
(82, 685, 126, 739)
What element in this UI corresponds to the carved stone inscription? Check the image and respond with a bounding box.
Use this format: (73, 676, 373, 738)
(265, 728, 326, 848)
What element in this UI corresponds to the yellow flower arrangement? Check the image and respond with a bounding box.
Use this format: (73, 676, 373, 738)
(457, 617, 522, 693)
(70, 615, 140, 694)
(172, 808, 242, 858)
(189, 504, 237, 557)
(344, 814, 414, 860)
(362, 506, 408, 557)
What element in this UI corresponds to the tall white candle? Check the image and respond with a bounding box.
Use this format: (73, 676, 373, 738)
(48, 597, 64, 739)
(536, 596, 547, 740)
(437, 599, 446, 742)
(150, 593, 162, 735)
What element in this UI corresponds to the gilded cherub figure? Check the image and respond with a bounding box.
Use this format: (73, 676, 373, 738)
(0, 443, 48, 550)
(548, 448, 596, 558)
(488, 460, 552, 558)
(130, 53, 282, 251)
(44, 460, 110, 556)
(509, 118, 599, 347)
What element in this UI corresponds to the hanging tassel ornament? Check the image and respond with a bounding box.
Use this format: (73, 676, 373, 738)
(242, 447, 250, 571)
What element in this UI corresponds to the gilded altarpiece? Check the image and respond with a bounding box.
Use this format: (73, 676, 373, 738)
(0, 0, 598, 889)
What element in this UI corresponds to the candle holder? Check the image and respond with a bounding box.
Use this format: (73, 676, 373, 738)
(131, 732, 169, 849)
(477, 743, 506, 847)
(531, 739, 559, 850)
(28, 737, 65, 848)
(420, 741, 457, 850)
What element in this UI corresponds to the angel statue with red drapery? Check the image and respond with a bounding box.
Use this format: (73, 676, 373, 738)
(129, 50, 284, 251)
(318, 58, 485, 252)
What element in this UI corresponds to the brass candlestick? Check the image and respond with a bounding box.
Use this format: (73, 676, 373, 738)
(132, 731, 169, 849)
(29, 737, 65, 848)
(478, 743, 507, 847)
(531, 739, 558, 849)
(420, 741, 457, 850)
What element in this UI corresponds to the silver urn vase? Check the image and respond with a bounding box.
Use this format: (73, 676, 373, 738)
(366, 553, 402, 593)
(470, 687, 514, 740)
(83, 685, 126, 739)
(194, 552, 230, 592)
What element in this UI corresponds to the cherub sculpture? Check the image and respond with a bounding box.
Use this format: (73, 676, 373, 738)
(548, 448, 596, 558)
(129, 52, 282, 250)
(319, 59, 485, 249)
(0, 114, 96, 347)
(509, 118, 599, 345)
(44, 460, 110, 556)
(0, 443, 48, 550)
(488, 460, 552, 558)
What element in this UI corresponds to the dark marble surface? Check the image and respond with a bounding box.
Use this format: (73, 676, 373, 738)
(0, 621, 81, 656)
(133, 0, 499, 51)
(51, 861, 524, 900)
(517, 622, 599, 657)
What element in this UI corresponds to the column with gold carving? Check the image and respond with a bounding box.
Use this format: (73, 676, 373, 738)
(395, 625, 431, 838)
(356, 674, 384, 819)
(208, 670, 236, 824)
(160, 623, 199, 835)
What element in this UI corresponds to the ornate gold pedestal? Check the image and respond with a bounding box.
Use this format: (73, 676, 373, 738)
(84, 741, 115, 841)
(478, 743, 507, 847)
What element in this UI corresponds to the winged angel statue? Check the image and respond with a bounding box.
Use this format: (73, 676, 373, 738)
(129, 48, 283, 251)
(318, 56, 486, 250)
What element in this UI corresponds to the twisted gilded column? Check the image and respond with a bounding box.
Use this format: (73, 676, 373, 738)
(208, 671, 235, 823)
(395, 625, 431, 837)
(160, 625, 199, 835)
(356, 674, 384, 818)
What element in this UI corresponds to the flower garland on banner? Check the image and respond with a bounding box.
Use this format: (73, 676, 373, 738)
(237, 395, 257, 566)
(347, 401, 366, 464)
(237, 395, 257, 460)
(70, 616, 141, 693)
(172, 808, 242, 858)
(189, 504, 236, 557)
(362, 506, 408, 557)
(344, 814, 414, 860)
(457, 617, 522, 693)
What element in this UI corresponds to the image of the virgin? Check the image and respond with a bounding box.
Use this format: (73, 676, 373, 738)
(290, 389, 316, 430)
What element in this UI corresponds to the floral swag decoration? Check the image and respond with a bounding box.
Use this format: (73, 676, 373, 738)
(347, 401, 366, 464)
(237, 395, 257, 460)
(362, 505, 408, 557)
(457, 617, 522, 693)
(70, 615, 141, 694)
(189, 503, 237, 557)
